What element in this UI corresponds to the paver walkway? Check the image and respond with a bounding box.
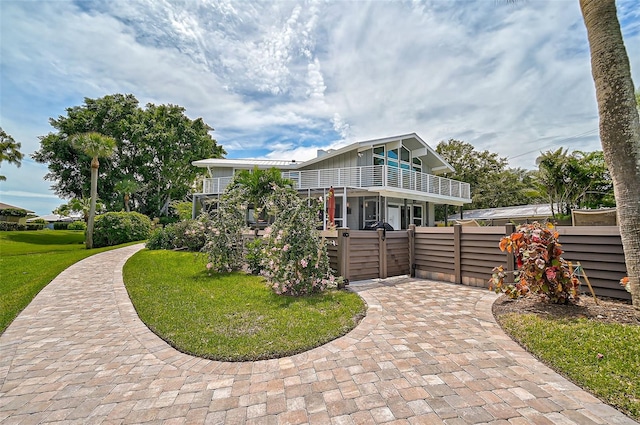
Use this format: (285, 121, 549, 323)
(1, 245, 637, 425)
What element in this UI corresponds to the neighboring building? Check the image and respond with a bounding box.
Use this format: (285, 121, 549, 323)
(447, 204, 555, 226)
(192, 133, 471, 229)
(0, 202, 34, 225)
(27, 213, 82, 229)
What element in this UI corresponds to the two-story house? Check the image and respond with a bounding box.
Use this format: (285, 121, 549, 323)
(192, 133, 471, 229)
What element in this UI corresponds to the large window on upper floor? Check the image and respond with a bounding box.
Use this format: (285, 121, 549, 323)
(373, 146, 385, 166)
(372, 144, 422, 172)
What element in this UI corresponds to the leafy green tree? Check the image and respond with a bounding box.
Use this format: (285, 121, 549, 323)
(475, 168, 544, 209)
(72, 132, 116, 249)
(114, 178, 140, 212)
(435, 140, 537, 215)
(580, 0, 640, 311)
(32, 94, 225, 218)
(0, 127, 24, 181)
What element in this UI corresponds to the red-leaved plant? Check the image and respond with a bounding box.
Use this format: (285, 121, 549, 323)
(489, 222, 580, 304)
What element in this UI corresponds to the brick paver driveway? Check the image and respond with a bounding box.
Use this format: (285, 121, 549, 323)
(1, 244, 637, 424)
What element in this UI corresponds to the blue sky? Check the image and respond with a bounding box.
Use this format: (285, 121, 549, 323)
(1, 0, 639, 216)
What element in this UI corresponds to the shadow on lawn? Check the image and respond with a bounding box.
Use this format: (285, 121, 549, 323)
(3, 231, 84, 246)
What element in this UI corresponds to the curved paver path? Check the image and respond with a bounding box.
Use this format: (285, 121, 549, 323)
(1, 245, 637, 425)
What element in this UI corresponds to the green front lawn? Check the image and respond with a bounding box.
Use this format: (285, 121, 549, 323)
(499, 313, 640, 420)
(0, 230, 140, 334)
(123, 249, 366, 361)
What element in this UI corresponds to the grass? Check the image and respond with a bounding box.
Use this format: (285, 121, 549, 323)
(0, 230, 141, 334)
(123, 249, 367, 361)
(499, 313, 640, 420)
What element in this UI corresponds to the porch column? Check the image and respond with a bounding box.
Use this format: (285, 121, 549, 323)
(427, 202, 435, 227)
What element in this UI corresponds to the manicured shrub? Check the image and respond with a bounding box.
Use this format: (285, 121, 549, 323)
(67, 221, 87, 231)
(490, 222, 580, 304)
(53, 222, 70, 230)
(0, 222, 43, 231)
(146, 216, 212, 251)
(0, 222, 24, 231)
(93, 212, 151, 248)
(146, 226, 176, 250)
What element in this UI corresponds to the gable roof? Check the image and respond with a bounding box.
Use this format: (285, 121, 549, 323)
(193, 133, 456, 174)
(0, 202, 35, 213)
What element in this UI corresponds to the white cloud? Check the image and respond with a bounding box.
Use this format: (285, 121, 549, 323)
(1, 0, 638, 212)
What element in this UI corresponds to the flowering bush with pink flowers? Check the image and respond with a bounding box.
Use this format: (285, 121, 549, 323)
(201, 173, 335, 295)
(258, 188, 334, 296)
(203, 187, 248, 273)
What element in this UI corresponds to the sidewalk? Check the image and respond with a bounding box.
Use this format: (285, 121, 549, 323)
(0, 244, 637, 424)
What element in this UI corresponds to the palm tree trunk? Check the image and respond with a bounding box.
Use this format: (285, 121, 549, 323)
(86, 157, 99, 249)
(580, 0, 640, 311)
(124, 193, 130, 212)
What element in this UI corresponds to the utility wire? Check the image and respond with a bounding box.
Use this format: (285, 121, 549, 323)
(507, 128, 599, 161)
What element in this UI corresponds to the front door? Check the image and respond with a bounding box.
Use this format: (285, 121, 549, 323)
(387, 205, 400, 230)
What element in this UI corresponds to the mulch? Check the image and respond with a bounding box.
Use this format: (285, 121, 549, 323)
(492, 293, 640, 326)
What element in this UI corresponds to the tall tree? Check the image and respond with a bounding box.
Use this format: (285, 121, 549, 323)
(580, 0, 640, 311)
(0, 127, 24, 181)
(32, 94, 225, 217)
(436, 139, 525, 210)
(72, 132, 116, 249)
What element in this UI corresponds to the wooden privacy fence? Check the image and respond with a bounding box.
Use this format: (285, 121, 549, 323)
(322, 224, 630, 300)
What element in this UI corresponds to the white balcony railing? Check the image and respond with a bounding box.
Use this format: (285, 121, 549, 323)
(202, 165, 471, 201)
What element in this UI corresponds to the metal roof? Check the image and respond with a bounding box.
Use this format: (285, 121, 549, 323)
(448, 204, 554, 220)
(192, 158, 298, 168)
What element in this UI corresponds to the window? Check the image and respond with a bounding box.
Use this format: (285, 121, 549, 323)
(387, 149, 398, 160)
(413, 205, 423, 226)
(412, 157, 422, 173)
(401, 147, 410, 162)
(373, 146, 385, 166)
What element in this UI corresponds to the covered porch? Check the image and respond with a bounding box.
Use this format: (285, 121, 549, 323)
(195, 165, 470, 229)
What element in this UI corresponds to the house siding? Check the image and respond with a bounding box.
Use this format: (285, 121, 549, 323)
(299, 151, 358, 171)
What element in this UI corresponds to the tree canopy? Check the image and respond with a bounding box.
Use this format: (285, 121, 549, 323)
(33, 94, 225, 217)
(435, 139, 543, 211)
(0, 127, 24, 182)
(536, 148, 614, 216)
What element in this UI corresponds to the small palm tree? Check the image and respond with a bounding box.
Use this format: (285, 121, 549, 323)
(231, 167, 294, 222)
(0, 127, 24, 181)
(115, 178, 140, 212)
(72, 132, 116, 249)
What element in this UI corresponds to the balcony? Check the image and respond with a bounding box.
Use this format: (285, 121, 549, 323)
(201, 165, 471, 203)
